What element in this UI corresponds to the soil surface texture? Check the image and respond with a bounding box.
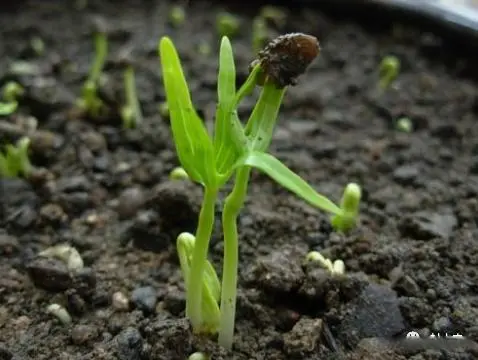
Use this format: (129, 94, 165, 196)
(1, 1, 478, 359)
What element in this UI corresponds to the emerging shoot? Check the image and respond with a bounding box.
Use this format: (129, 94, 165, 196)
(378, 55, 400, 90)
(216, 12, 240, 38)
(188, 352, 210, 360)
(76, 22, 108, 117)
(252, 17, 268, 53)
(120, 63, 143, 129)
(396, 117, 413, 133)
(169, 166, 189, 181)
(169, 5, 186, 27)
(158, 101, 169, 119)
(306, 251, 345, 275)
(0, 81, 24, 115)
(0, 137, 32, 178)
(331, 183, 361, 233)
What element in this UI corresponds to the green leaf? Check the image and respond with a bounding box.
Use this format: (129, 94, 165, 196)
(159, 37, 217, 187)
(0, 101, 18, 115)
(242, 151, 343, 215)
(244, 81, 286, 152)
(214, 36, 247, 177)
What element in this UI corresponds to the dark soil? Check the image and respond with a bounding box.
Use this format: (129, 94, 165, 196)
(1, 1, 478, 359)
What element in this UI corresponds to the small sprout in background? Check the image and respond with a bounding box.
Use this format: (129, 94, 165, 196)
(396, 117, 413, 133)
(39, 244, 84, 272)
(259, 6, 287, 27)
(3, 81, 25, 102)
(188, 352, 210, 360)
(0, 137, 32, 178)
(216, 12, 240, 38)
(0, 81, 24, 115)
(169, 166, 189, 181)
(158, 101, 169, 119)
(119, 54, 142, 129)
(331, 183, 361, 233)
(305, 251, 345, 275)
(0, 102, 18, 116)
(30, 36, 45, 56)
(76, 19, 108, 118)
(378, 55, 400, 90)
(197, 41, 212, 56)
(46, 303, 72, 325)
(169, 5, 186, 27)
(252, 17, 268, 53)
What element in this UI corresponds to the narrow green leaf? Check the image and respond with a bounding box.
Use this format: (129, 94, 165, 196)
(243, 151, 343, 215)
(244, 81, 286, 152)
(159, 37, 217, 186)
(214, 36, 247, 176)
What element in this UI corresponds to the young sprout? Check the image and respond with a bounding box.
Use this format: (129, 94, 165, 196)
(169, 5, 186, 27)
(0, 137, 32, 178)
(0, 102, 18, 116)
(306, 251, 345, 275)
(30, 36, 45, 56)
(331, 183, 361, 233)
(120, 62, 143, 129)
(198, 41, 212, 56)
(259, 6, 287, 27)
(76, 21, 108, 117)
(252, 17, 268, 53)
(177, 232, 221, 334)
(396, 117, 413, 133)
(159, 33, 355, 350)
(378, 55, 400, 90)
(216, 12, 240, 38)
(0, 81, 24, 115)
(188, 352, 210, 360)
(169, 166, 189, 181)
(158, 101, 169, 119)
(3, 81, 25, 103)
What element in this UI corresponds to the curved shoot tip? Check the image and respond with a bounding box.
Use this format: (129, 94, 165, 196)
(342, 182, 361, 213)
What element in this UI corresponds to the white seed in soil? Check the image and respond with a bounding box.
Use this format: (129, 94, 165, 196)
(46, 303, 72, 325)
(332, 259, 345, 275)
(39, 244, 84, 272)
(112, 291, 130, 311)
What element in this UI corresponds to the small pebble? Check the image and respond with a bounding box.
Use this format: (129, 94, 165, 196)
(131, 286, 157, 313)
(71, 324, 98, 345)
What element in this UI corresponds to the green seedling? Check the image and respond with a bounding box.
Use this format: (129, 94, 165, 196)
(0, 81, 24, 115)
(305, 251, 345, 275)
(76, 26, 108, 117)
(3, 81, 24, 103)
(169, 166, 189, 181)
(120, 64, 143, 129)
(252, 17, 268, 53)
(216, 12, 240, 38)
(198, 41, 212, 56)
(158, 101, 169, 118)
(0, 102, 18, 116)
(0, 137, 32, 178)
(331, 183, 361, 233)
(159, 34, 352, 349)
(378, 55, 400, 90)
(396, 117, 413, 133)
(169, 5, 186, 27)
(259, 6, 287, 27)
(30, 36, 45, 56)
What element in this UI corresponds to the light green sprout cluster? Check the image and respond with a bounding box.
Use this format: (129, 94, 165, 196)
(0, 137, 32, 178)
(159, 35, 361, 350)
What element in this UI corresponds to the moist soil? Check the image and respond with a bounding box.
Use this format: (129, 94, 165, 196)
(1, 1, 478, 359)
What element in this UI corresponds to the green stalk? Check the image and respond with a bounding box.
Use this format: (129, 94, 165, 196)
(187, 186, 218, 332)
(218, 167, 251, 349)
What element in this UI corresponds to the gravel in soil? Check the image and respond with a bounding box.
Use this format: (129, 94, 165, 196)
(1, 1, 478, 359)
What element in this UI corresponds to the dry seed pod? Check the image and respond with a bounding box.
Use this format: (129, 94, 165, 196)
(250, 32, 320, 88)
